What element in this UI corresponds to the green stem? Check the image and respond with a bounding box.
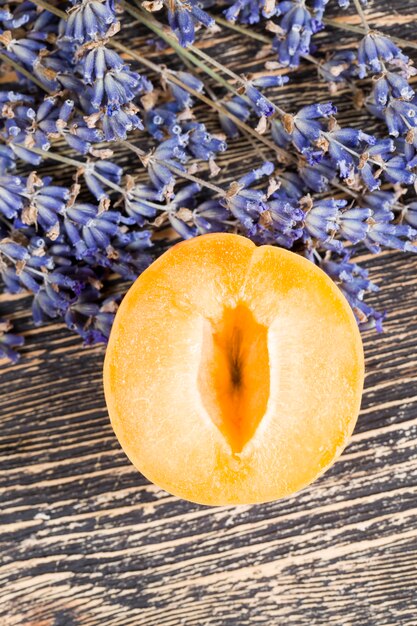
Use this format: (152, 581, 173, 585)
(31, 0, 67, 18)
(211, 14, 271, 43)
(352, 0, 370, 32)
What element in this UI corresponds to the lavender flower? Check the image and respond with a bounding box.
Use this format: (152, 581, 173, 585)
(0, 236, 53, 294)
(218, 97, 251, 138)
(193, 199, 231, 234)
(61, 0, 117, 44)
(358, 33, 408, 78)
(319, 50, 357, 84)
(337, 0, 367, 7)
(168, 71, 204, 109)
(322, 254, 384, 331)
(271, 0, 328, 68)
(65, 291, 120, 344)
(1, 0, 416, 362)
(164, 0, 214, 47)
(298, 157, 335, 192)
(0, 30, 47, 68)
(224, 0, 279, 24)
(223, 161, 274, 234)
(273, 171, 304, 201)
(402, 202, 417, 229)
(168, 184, 200, 239)
(301, 197, 346, 252)
(143, 104, 181, 140)
(184, 122, 227, 161)
(100, 103, 143, 141)
(22, 177, 70, 235)
(63, 202, 127, 257)
(258, 197, 303, 247)
(0, 174, 26, 219)
(0, 318, 24, 363)
(273, 102, 336, 157)
(365, 208, 417, 254)
(244, 84, 275, 117)
(325, 128, 393, 190)
(83, 159, 123, 200)
(124, 183, 162, 226)
(145, 136, 188, 192)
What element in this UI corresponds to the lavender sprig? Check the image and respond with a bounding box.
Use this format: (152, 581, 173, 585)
(0, 318, 24, 363)
(0, 0, 416, 363)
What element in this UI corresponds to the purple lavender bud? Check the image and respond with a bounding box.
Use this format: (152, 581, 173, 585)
(271, 119, 292, 148)
(30, 184, 69, 231)
(367, 138, 395, 158)
(319, 50, 357, 83)
(362, 190, 396, 212)
(168, 7, 194, 47)
(169, 72, 203, 109)
(83, 46, 125, 82)
(386, 72, 414, 100)
(169, 212, 198, 239)
(225, 0, 279, 23)
(383, 156, 415, 185)
(63, 0, 117, 44)
(299, 158, 335, 192)
(366, 208, 417, 253)
(271, 0, 326, 67)
(0, 175, 25, 219)
(321, 253, 383, 331)
(219, 97, 251, 138)
(101, 104, 143, 141)
(373, 76, 390, 106)
(358, 33, 408, 78)
(3, 35, 47, 68)
(172, 183, 200, 207)
(273, 171, 304, 200)
(339, 208, 372, 244)
(0, 240, 29, 261)
(148, 161, 177, 192)
(0, 319, 24, 363)
(403, 203, 417, 229)
(302, 198, 344, 250)
(251, 75, 290, 88)
(194, 199, 231, 235)
(237, 161, 274, 187)
(245, 84, 275, 117)
(185, 122, 227, 161)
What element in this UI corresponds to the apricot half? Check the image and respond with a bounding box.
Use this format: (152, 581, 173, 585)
(104, 233, 364, 505)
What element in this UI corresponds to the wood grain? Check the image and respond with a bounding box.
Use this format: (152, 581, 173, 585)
(1, 2, 417, 625)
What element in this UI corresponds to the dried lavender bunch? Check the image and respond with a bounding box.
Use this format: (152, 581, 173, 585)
(0, 0, 416, 364)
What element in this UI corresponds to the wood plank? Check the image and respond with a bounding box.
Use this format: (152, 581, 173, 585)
(1, 2, 417, 625)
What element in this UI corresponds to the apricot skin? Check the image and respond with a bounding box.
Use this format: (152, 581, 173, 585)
(104, 233, 364, 506)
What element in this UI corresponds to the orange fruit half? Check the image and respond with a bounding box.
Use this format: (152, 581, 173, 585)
(104, 233, 364, 505)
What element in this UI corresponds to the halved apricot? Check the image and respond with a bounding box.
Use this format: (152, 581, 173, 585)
(104, 233, 364, 505)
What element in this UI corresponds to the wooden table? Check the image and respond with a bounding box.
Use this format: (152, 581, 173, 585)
(1, 2, 417, 625)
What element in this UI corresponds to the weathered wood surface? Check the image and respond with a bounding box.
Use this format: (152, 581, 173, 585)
(1, 2, 417, 625)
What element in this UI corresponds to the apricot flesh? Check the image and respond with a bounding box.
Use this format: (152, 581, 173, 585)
(104, 233, 364, 505)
